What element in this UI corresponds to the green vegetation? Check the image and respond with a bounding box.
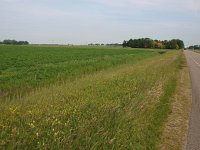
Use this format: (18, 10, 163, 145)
(123, 38, 184, 49)
(158, 52, 191, 149)
(0, 45, 159, 98)
(188, 45, 200, 50)
(0, 40, 29, 45)
(0, 45, 184, 149)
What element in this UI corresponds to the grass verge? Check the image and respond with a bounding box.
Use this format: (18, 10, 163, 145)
(158, 52, 192, 149)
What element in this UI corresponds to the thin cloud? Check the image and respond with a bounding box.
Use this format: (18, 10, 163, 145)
(84, 0, 200, 12)
(0, 0, 199, 45)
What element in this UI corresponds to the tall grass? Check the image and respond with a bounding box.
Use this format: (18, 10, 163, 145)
(158, 52, 192, 149)
(194, 50, 200, 53)
(0, 49, 182, 149)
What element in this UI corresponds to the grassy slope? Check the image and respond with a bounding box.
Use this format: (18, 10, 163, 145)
(194, 50, 200, 53)
(0, 45, 159, 98)
(158, 52, 192, 149)
(0, 48, 182, 149)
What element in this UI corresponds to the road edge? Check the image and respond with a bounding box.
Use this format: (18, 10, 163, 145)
(158, 51, 192, 150)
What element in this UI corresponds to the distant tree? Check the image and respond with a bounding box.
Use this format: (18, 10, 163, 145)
(123, 38, 184, 50)
(126, 38, 155, 48)
(166, 40, 179, 49)
(166, 39, 185, 49)
(2, 39, 29, 45)
(154, 42, 163, 49)
(194, 45, 200, 50)
(122, 40, 127, 48)
(106, 43, 121, 47)
(127, 39, 134, 48)
(3, 40, 17, 45)
(176, 39, 184, 49)
(17, 41, 29, 45)
(188, 46, 194, 49)
(188, 45, 200, 50)
(144, 38, 154, 48)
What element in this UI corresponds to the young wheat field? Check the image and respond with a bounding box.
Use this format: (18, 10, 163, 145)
(0, 45, 188, 149)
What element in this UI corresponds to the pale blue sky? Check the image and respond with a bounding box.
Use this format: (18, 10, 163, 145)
(0, 0, 200, 46)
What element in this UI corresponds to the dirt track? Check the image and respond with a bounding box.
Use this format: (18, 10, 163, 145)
(184, 50, 200, 150)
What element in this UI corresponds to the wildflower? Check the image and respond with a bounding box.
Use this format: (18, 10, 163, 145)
(9, 107, 18, 114)
(54, 132, 59, 136)
(28, 123, 35, 128)
(28, 110, 32, 114)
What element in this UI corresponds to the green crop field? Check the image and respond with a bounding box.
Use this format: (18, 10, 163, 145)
(0, 45, 185, 149)
(0, 45, 160, 99)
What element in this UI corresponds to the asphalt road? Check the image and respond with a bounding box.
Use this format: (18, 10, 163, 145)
(184, 50, 200, 150)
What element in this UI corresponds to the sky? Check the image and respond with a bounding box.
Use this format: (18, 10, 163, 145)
(0, 0, 200, 46)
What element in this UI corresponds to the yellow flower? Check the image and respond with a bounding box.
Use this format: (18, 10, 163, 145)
(28, 123, 35, 128)
(9, 107, 18, 114)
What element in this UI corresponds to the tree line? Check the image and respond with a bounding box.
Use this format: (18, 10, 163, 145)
(88, 43, 122, 47)
(122, 38, 184, 49)
(188, 45, 200, 50)
(0, 39, 29, 45)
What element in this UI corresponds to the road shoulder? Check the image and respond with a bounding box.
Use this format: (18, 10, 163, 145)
(158, 51, 192, 150)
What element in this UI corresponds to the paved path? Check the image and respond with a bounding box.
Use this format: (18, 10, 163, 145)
(184, 50, 200, 150)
